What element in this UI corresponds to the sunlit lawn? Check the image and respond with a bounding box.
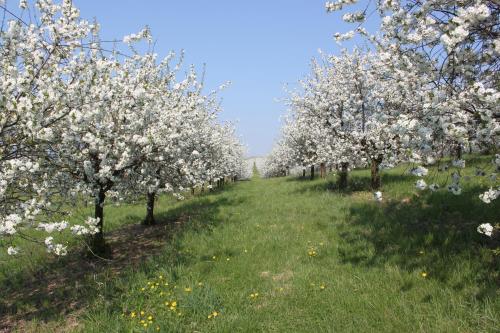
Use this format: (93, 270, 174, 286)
(1, 155, 498, 332)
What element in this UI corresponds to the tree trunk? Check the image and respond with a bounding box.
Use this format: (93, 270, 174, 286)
(320, 163, 326, 178)
(143, 192, 156, 226)
(338, 162, 349, 190)
(302, 168, 306, 178)
(90, 188, 107, 256)
(370, 157, 382, 190)
(310, 165, 315, 180)
(456, 143, 462, 159)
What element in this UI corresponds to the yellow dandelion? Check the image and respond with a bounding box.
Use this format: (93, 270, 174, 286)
(421, 272, 428, 278)
(140, 319, 145, 324)
(198, 282, 203, 286)
(148, 316, 153, 321)
(141, 287, 145, 291)
(143, 323, 148, 328)
(140, 311, 145, 316)
(159, 275, 163, 279)
(156, 327, 160, 331)
(212, 255, 216, 260)
(184, 287, 192, 292)
(320, 284, 326, 290)
(164, 301, 169, 306)
(130, 312, 136, 318)
(226, 258, 230, 261)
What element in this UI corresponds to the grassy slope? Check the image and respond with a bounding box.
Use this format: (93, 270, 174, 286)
(1, 156, 499, 332)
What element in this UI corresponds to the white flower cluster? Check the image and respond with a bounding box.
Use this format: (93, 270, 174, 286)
(477, 223, 493, 237)
(0, 1, 246, 256)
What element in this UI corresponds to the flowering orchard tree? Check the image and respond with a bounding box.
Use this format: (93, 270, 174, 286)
(269, 50, 407, 188)
(324, 0, 499, 196)
(0, 0, 105, 256)
(0, 0, 245, 257)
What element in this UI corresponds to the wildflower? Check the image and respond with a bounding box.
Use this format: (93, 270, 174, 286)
(148, 316, 153, 321)
(198, 282, 203, 286)
(249, 292, 259, 298)
(421, 272, 427, 278)
(477, 223, 494, 237)
(319, 284, 326, 290)
(184, 287, 192, 292)
(208, 311, 219, 319)
(373, 191, 383, 202)
(130, 312, 136, 318)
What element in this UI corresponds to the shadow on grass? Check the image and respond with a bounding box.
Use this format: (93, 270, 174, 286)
(339, 185, 500, 298)
(0, 191, 242, 332)
(289, 172, 414, 194)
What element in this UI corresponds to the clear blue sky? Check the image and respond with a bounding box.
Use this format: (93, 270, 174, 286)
(72, 1, 378, 156)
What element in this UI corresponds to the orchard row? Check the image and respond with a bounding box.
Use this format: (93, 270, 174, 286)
(265, 1, 499, 236)
(0, 0, 248, 256)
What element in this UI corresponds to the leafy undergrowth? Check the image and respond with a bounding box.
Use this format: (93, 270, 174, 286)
(1, 156, 499, 332)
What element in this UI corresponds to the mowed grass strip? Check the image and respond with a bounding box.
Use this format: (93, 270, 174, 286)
(1, 155, 499, 332)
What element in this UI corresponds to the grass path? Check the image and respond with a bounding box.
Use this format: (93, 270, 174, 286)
(1, 160, 499, 332)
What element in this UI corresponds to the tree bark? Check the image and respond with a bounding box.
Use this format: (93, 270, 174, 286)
(90, 187, 107, 256)
(370, 157, 383, 190)
(302, 168, 306, 178)
(320, 163, 326, 178)
(310, 165, 315, 180)
(456, 143, 462, 159)
(143, 191, 156, 226)
(338, 162, 349, 190)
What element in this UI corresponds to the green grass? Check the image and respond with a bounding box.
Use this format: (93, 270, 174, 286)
(1, 155, 499, 332)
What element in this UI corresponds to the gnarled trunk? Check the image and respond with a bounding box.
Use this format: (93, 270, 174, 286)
(302, 168, 306, 178)
(143, 191, 156, 226)
(310, 165, 315, 180)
